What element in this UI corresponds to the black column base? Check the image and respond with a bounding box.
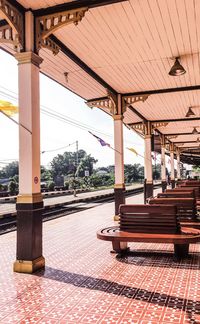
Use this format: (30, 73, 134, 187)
(144, 181, 153, 203)
(14, 201, 45, 273)
(114, 187, 125, 217)
(171, 180, 175, 189)
(161, 181, 167, 192)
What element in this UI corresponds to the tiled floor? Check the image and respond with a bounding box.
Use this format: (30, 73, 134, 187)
(0, 192, 200, 323)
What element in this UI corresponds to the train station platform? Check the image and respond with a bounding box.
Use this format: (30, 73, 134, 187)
(0, 184, 146, 218)
(0, 191, 200, 323)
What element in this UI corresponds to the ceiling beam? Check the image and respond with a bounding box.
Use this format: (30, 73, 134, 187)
(128, 106, 147, 122)
(123, 84, 200, 97)
(162, 132, 200, 136)
(8, 0, 26, 13)
(128, 117, 200, 126)
(50, 35, 117, 95)
(34, 0, 128, 16)
(173, 141, 198, 144)
(151, 117, 200, 123)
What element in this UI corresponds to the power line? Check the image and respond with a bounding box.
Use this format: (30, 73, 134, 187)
(41, 141, 77, 154)
(0, 85, 142, 147)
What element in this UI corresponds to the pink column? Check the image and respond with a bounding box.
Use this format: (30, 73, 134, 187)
(113, 94, 125, 220)
(13, 51, 44, 274)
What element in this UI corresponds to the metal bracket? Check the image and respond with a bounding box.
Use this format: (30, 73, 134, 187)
(122, 94, 149, 113)
(35, 7, 88, 54)
(0, 0, 24, 51)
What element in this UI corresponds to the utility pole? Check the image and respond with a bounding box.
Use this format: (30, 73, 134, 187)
(76, 140, 78, 177)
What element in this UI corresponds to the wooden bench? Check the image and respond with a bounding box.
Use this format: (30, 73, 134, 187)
(149, 197, 196, 221)
(165, 188, 195, 197)
(97, 204, 200, 258)
(157, 192, 194, 199)
(177, 185, 200, 198)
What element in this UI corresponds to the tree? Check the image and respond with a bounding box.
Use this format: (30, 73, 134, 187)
(124, 164, 144, 183)
(50, 149, 97, 178)
(0, 161, 19, 178)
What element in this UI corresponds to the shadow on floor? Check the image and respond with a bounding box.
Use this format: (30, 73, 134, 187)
(116, 250, 200, 269)
(36, 266, 200, 323)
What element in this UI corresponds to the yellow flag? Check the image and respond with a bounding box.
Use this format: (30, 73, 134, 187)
(127, 147, 138, 156)
(0, 100, 18, 116)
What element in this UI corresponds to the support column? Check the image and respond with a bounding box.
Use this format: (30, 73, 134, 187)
(113, 94, 125, 220)
(13, 12, 44, 273)
(177, 149, 181, 180)
(144, 123, 153, 202)
(170, 144, 175, 189)
(161, 136, 167, 192)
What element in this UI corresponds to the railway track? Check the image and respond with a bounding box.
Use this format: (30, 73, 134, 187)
(0, 184, 160, 235)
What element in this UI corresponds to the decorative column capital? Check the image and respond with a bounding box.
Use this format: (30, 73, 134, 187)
(15, 52, 43, 67)
(113, 114, 123, 121)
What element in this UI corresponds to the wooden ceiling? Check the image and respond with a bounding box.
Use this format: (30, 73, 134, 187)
(2, 0, 200, 162)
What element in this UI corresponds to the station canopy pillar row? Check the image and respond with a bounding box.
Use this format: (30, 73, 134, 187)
(161, 137, 167, 192)
(170, 144, 175, 189)
(113, 94, 125, 221)
(144, 124, 153, 202)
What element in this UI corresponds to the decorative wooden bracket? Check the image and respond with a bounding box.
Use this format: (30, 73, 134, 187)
(122, 94, 149, 113)
(152, 122, 168, 128)
(131, 123, 145, 132)
(35, 7, 88, 55)
(86, 90, 117, 115)
(166, 135, 178, 140)
(0, 0, 24, 51)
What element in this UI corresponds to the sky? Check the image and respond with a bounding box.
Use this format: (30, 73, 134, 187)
(0, 48, 166, 170)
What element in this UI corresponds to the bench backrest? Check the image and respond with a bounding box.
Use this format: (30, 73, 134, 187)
(158, 192, 193, 198)
(167, 187, 199, 198)
(177, 185, 200, 198)
(165, 188, 194, 195)
(149, 197, 196, 220)
(119, 204, 180, 234)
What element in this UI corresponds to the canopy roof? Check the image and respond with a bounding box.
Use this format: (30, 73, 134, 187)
(1, 0, 200, 165)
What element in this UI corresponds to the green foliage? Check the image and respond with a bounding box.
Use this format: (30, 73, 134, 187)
(50, 149, 97, 178)
(124, 164, 144, 183)
(0, 161, 18, 178)
(153, 163, 161, 180)
(41, 166, 52, 182)
(8, 180, 18, 195)
(48, 181, 55, 191)
(64, 181, 69, 190)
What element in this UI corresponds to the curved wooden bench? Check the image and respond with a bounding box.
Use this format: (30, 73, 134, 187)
(97, 205, 200, 258)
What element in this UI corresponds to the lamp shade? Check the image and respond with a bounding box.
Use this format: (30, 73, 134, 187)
(169, 57, 186, 76)
(185, 107, 195, 117)
(192, 127, 198, 134)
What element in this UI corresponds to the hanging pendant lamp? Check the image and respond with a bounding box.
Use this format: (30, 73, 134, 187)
(169, 57, 186, 76)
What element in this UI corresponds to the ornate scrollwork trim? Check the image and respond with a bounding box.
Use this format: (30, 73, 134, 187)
(131, 123, 145, 132)
(36, 7, 88, 54)
(86, 90, 117, 115)
(152, 122, 168, 128)
(122, 94, 149, 113)
(0, 0, 24, 51)
(86, 97, 112, 110)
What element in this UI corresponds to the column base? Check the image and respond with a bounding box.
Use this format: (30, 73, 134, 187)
(161, 181, 167, 192)
(114, 185, 125, 218)
(114, 215, 120, 221)
(171, 179, 175, 189)
(13, 256, 45, 273)
(144, 182, 153, 203)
